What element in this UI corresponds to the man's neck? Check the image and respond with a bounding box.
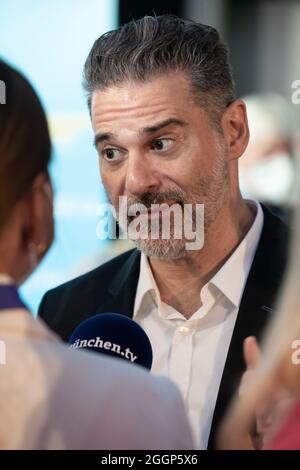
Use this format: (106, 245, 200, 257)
(149, 198, 256, 319)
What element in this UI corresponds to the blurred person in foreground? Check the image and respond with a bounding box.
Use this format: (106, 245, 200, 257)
(38, 15, 289, 448)
(0, 59, 193, 450)
(218, 202, 300, 450)
(239, 93, 299, 224)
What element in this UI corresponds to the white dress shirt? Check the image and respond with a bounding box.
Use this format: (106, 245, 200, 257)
(133, 200, 264, 449)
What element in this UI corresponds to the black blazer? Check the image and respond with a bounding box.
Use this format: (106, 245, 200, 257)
(38, 205, 290, 448)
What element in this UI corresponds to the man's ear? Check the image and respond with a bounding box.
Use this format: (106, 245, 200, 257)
(221, 100, 249, 161)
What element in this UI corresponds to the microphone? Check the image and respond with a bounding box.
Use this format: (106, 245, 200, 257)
(68, 313, 153, 370)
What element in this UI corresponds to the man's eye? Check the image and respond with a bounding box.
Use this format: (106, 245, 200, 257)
(102, 148, 122, 161)
(151, 138, 174, 152)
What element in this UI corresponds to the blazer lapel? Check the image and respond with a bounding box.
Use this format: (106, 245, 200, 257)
(95, 249, 141, 318)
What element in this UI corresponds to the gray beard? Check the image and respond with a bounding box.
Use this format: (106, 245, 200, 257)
(132, 236, 187, 260)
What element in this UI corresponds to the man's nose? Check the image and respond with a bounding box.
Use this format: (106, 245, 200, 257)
(125, 154, 161, 195)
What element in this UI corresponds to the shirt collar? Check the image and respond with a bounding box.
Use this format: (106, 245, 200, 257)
(134, 253, 161, 319)
(134, 200, 264, 317)
(210, 200, 263, 307)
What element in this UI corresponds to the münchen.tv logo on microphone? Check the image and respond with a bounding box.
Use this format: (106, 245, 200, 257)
(0, 80, 6, 104)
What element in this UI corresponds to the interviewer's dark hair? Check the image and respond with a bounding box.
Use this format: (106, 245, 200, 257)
(0, 59, 51, 229)
(83, 15, 236, 124)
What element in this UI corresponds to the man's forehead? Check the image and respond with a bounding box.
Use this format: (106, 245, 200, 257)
(91, 72, 192, 111)
(90, 73, 196, 132)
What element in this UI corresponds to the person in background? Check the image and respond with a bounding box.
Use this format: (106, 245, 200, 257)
(0, 59, 193, 450)
(217, 200, 300, 450)
(239, 93, 299, 224)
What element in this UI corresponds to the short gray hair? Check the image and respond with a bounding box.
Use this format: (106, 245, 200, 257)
(83, 15, 236, 125)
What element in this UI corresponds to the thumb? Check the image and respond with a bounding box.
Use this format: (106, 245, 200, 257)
(244, 336, 261, 370)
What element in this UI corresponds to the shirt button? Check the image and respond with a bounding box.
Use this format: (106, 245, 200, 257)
(178, 326, 190, 334)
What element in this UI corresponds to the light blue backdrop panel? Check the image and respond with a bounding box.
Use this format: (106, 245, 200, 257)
(0, 0, 118, 313)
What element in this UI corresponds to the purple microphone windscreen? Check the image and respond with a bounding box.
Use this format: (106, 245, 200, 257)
(69, 313, 153, 370)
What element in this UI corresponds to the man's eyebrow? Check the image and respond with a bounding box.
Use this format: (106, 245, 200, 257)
(93, 118, 187, 147)
(94, 132, 115, 148)
(142, 118, 188, 134)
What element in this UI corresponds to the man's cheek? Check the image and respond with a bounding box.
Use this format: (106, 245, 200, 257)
(100, 171, 111, 192)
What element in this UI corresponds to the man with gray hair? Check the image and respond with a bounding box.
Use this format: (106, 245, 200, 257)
(39, 15, 289, 449)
